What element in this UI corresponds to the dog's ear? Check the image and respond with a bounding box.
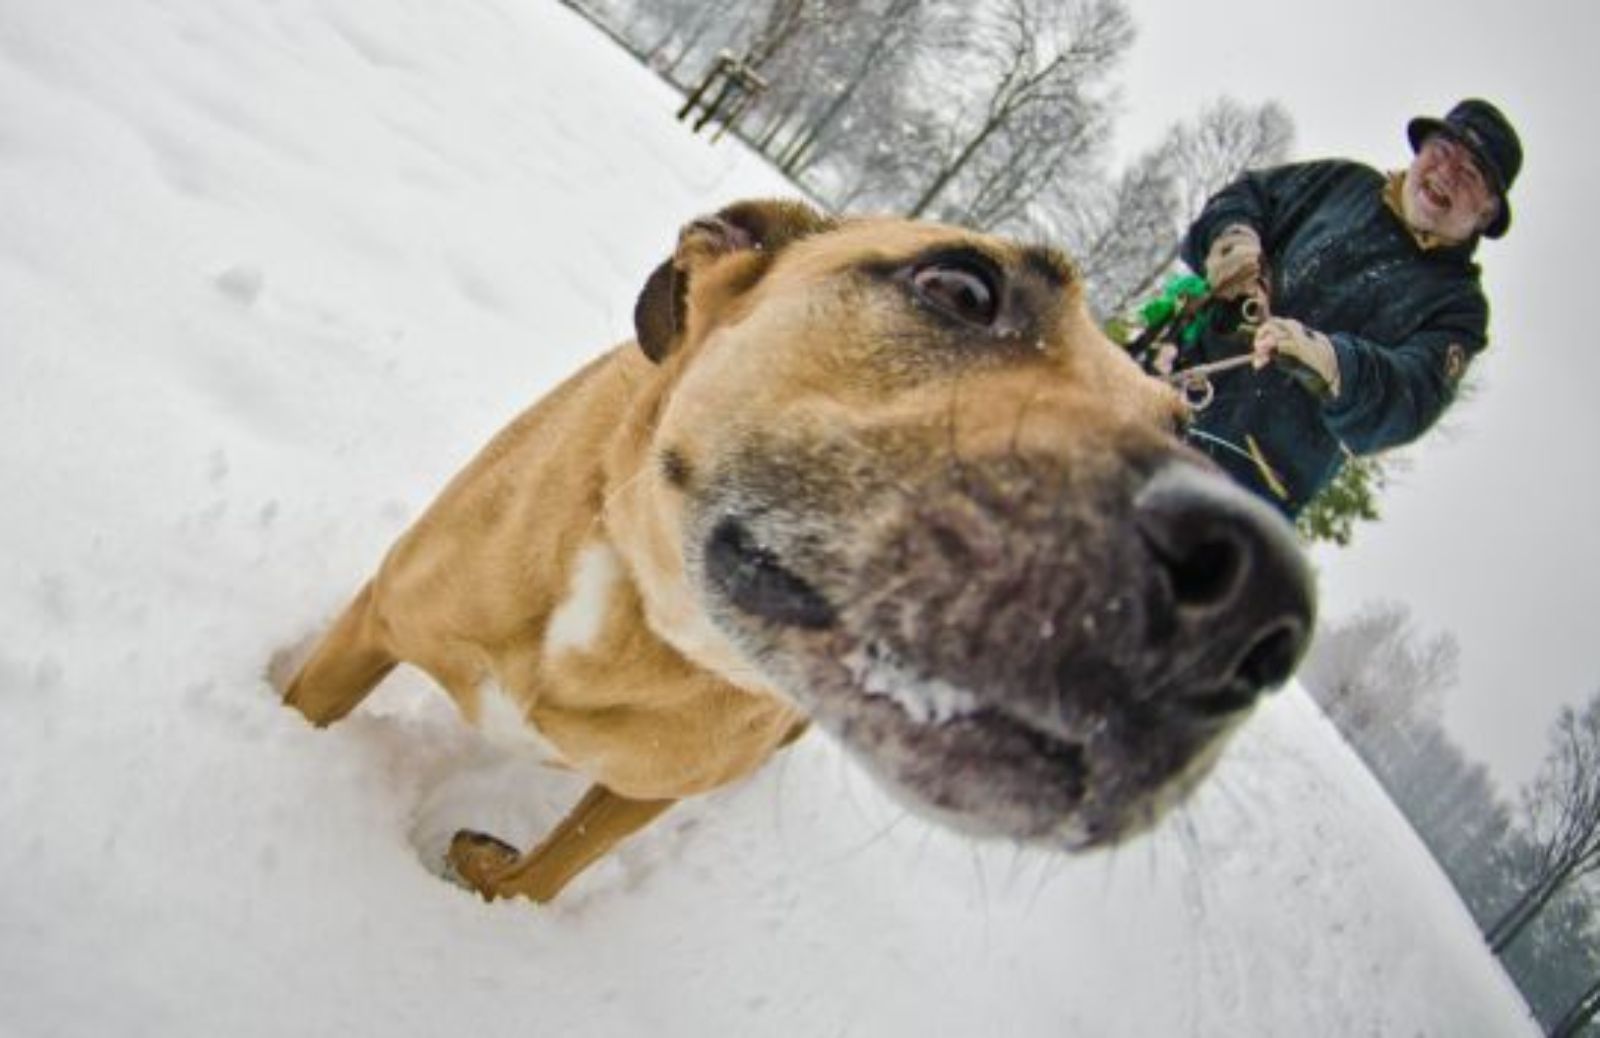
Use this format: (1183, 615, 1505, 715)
(633, 258, 682, 365)
(633, 199, 835, 364)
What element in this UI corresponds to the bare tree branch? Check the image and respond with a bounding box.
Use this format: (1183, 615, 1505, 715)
(1489, 692, 1600, 953)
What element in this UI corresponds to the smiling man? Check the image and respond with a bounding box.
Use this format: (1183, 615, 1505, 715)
(1171, 99, 1523, 517)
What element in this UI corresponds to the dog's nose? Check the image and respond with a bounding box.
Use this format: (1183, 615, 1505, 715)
(1133, 463, 1315, 710)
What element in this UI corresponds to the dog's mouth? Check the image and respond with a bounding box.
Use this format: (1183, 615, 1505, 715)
(701, 518, 1097, 839)
(833, 640, 1096, 844)
(705, 516, 836, 631)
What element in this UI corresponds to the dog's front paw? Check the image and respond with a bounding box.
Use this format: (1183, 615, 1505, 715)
(265, 635, 317, 698)
(444, 829, 520, 899)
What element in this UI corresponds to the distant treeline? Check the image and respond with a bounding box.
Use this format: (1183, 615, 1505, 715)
(1302, 602, 1600, 1035)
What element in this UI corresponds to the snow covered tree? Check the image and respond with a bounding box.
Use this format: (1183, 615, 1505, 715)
(1297, 602, 1521, 923)
(1052, 98, 1292, 320)
(565, 0, 1293, 322)
(903, 0, 1132, 224)
(1299, 601, 1457, 746)
(769, 0, 930, 176)
(1302, 610, 1600, 1030)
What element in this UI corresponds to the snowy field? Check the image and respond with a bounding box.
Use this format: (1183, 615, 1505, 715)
(0, 1, 1538, 1034)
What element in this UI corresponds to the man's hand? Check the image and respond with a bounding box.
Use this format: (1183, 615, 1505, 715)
(1204, 225, 1264, 300)
(1252, 317, 1341, 398)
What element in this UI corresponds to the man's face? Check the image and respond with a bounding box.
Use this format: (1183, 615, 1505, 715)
(1404, 134, 1501, 242)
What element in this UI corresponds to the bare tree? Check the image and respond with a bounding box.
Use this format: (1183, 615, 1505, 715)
(773, 0, 929, 176)
(573, 0, 1291, 328)
(1489, 691, 1600, 955)
(1551, 970, 1600, 1038)
(905, 0, 1133, 221)
(1165, 98, 1293, 226)
(1111, 98, 1291, 310)
(744, 0, 909, 159)
(1050, 148, 1181, 319)
(1047, 98, 1291, 319)
(626, 0, 820, 82)
(1298, 604, 1600, 1028)
(956, 94, 1106, 231)
(615, 0, 744, 75)
(1495, 878, 1600, 1035)
(744, 0, 821, 69)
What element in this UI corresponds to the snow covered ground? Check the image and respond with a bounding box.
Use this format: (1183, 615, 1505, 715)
(0, 1, 1538, 1034)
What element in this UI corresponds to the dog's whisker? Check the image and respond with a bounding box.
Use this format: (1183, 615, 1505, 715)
(1006, 378, 1049, 462)
(590, 462, 651, 534)
(818, 804, 912, 868)
(1025, 843, 1063, 915)
(968, 843, 994, 946)
(942, 374, 963, 464)
(1002, 840, 1031, 897)
(1213, 765, 1253, 823)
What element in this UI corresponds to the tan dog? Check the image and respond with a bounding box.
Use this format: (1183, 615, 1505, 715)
(282, 199, 1314, 905)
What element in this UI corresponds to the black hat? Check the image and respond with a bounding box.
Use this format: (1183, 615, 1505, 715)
(1407, 98, 1523, 239)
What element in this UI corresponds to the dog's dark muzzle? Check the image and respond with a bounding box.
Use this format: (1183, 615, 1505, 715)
(703, 453, 1313, 722)
(695, 444, 1315, 845)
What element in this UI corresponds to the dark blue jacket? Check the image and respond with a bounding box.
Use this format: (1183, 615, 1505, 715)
(1179, 159, 1490, 516)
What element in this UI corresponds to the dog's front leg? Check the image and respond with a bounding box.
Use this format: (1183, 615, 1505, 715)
(447, 784, 675, 904)
(281, 581, 398, 726)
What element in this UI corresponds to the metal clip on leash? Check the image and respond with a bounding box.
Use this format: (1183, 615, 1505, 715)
(1161, 287, 1269, 411)
(1162, 354, 1257, 411)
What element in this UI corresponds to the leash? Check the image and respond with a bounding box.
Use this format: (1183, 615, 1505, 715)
(1129, 273, 1267, 390)
(1153, 290, 1267, 413)
(1161, 354, 1256, 411)
(1135, 282, 1289, 503)
(1182, 426, 1292, 504)
(1162, 349, 1293, 504)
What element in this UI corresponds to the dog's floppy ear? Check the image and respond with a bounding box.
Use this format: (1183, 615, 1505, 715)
(633, 259, 682, 365)
(633, 198, 835, 364)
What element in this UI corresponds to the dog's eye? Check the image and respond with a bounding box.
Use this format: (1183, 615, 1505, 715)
(911, 261, 1000, 326)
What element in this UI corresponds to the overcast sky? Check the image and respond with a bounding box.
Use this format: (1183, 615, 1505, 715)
(1110, 0, 1599, 791)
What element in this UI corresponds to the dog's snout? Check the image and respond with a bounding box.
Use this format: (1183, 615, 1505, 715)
(1134, 463, 1315, 707)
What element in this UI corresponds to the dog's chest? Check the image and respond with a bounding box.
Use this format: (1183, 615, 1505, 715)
(543, 542, 623, 656)
(520, 541, 800, 798)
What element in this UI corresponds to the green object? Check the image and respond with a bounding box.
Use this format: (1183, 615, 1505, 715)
(1137, 275, 1210, 347)
(1296, 453, 1388, 547)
